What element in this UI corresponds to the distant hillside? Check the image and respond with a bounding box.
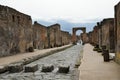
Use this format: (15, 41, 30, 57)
(32, 19, 97, 34)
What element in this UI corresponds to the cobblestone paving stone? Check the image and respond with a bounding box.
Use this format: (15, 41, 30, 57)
(0, 45, 83, 80)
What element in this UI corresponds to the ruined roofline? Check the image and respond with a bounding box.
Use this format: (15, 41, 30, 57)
(88, 31, 92, 34)
(73, 27, 86, 29)
(0, 4, 31, 18)
(61, 30, 70, 34)
(115, 1, 120, 8)
(102, 18, 114, 22)
(48, 23, 60, 27)
(33, 21, 47, 28)
(100, 18, 114, 25)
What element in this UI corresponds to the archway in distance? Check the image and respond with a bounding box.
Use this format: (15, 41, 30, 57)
(72, 27, 86, 44)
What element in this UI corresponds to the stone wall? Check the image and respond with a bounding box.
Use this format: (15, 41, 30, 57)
(61, 31, 71, 45)
(115, 2, 120, 64)
(47, 24, 62, 48)
(0, 5, 33, 56)
(92, 25, 99, 45)
(101, 18, 114, 52)
(0, 5, 72, 57)
(80, 33, 89, 44)
(88, 32, 93, 44)
(33, 21, 48, 49)
(88, 18, 115, 53)
(98, 23, 102, 49)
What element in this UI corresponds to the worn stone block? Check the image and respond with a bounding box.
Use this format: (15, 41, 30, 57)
(28, 47, 34, 52)
(0, 66, 7, 73)
(41, 64, 54, 72)
(58, 65, 70, 73)
(25, 64, 38, 72)
(8, 63, 23, 73)
(102, 50, 110, 62)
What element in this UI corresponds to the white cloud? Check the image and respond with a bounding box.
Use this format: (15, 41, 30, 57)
(0, 0, 119, 23)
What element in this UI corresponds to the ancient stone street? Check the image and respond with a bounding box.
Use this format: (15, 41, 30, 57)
(0, 45, 82, 80)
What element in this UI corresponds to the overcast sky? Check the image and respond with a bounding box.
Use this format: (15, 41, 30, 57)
(0, 0, 119, 23)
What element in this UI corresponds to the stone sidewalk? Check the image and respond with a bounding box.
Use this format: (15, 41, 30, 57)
(79, 44, 120, 80)
(0, 44, 72, 66)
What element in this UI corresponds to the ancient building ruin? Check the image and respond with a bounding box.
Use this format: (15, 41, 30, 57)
(115, 2, 120, 64)
(88, 18, 115, 53)
(33, 21, 48, 49)
(61, 31, 71, 45)
(47, 24, 62, 48)
(72, 27, 87, 44)
(0, 5, 33, 56)
(92, 25, 99, 46)
(100, 18, 115, 53)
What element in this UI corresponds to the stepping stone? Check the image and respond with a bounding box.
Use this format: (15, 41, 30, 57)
(25, 64, 38, 72)
(0, 66, 7, 73)
(8, 63, 23, 73)
(58, 65, 70, 73)
(41, 64, 54, 72)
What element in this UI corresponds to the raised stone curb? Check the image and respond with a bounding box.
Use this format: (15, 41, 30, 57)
(20, 45, 73, 65)
(25, 64, 38, 72)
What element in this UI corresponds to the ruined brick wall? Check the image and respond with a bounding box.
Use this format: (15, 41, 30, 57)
(61, 31, 71, 45)
(90, 31, 94, 45)
(47, 24, 62, 48)
(0, 5, 33, 56)
(33, 21, 48, 49)
(92, 26, 99, 45)
(101, 18, 114, 52)
(98, 24, 102, 48)
(80, 33, 89, 43)
(115, 2, 120, 64)
(88, 32, 92, 44)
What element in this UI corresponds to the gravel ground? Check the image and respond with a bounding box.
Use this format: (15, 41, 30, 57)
(0, 45, 83, 80)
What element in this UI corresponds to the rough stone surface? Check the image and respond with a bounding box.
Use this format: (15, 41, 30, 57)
(88, 18, 115, 53)
(8, 63, 23, 73)
(0, 5, 73, 57)
(25, 64, 38, 72)
(80, 33, 89, 44)
(58, 65, 70, 73)
(61, 31, 71, 45)
(0, 45, 82, 80)
(101, 18, 115, 53)
(92, 25, 99, 45)
(0, 66, 7, 73)
(115, 2, 120, 64)
(33, 21, 48, 49)
(41, 64, 54, 72)
(47, 24, 62, 48)
(0, 5, 33, 57)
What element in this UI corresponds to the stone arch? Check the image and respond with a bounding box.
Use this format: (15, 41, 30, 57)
(72, 27, 86, 44)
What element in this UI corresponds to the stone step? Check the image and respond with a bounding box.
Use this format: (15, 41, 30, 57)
(58, 65, 70, 73)
(41, 64, 54, 72)
(0, 66, 7, 73)
(25, 64, 38, 72)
